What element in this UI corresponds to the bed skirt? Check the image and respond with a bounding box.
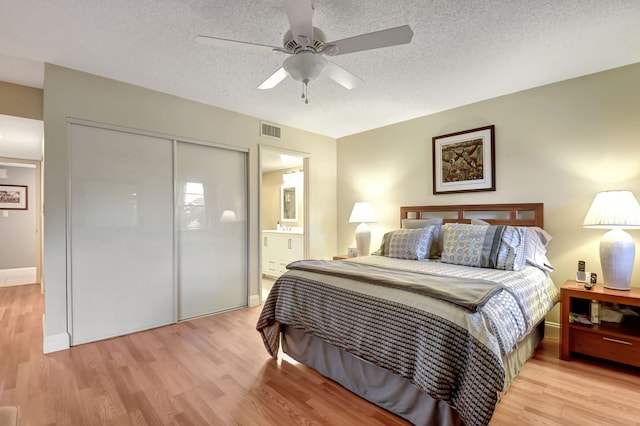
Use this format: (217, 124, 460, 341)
(281, 321, 545, 425)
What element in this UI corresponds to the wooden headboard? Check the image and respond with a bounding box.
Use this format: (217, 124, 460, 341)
(400, 203, 543, 228)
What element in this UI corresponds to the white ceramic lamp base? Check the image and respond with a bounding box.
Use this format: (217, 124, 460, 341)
(600, 228, 635, 290)
(354, 222, 371, 257)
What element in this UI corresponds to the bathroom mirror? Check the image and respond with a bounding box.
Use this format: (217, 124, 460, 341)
(281, 186, 297, 222)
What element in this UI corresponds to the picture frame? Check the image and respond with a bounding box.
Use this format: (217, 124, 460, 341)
(432, 125, 495, 194)
(281, 186, 297, 222)
(0, 184, 28, 210)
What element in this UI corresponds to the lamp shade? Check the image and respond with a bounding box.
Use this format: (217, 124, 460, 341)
(349, 202, 378, 224)
(583, 190, 640, 228)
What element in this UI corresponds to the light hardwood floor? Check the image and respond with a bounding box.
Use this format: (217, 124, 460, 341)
(2, 284, 639, 425)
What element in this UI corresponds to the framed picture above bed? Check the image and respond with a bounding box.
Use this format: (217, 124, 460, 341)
(433, 125, 495, 194)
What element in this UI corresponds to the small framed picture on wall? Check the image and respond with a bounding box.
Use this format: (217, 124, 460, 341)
(0, 184, 28, 210)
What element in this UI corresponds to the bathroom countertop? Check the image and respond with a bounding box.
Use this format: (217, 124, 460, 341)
(263, 229, 304, 234)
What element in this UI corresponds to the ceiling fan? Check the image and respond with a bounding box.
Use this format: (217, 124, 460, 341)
(195, 0, 413, 103)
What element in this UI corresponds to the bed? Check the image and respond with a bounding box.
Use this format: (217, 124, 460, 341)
(257, 203, 559, 426)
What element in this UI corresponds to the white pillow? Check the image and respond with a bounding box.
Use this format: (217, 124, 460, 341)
(470, 219, 490, 225)
(524, 227, 554, 272)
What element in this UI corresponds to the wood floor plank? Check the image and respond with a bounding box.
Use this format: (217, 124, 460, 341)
(134, 363, 183, 422)
(2, 284, 640, 425)
(130, 391, 167, 426)
(172, 389, 226, 425)
(147, 348, 198, 395)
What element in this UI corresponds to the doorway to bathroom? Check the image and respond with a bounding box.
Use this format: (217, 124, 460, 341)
(259, 146, 308, 302)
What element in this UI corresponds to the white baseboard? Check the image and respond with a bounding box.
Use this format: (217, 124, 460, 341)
(43, 333, 70, 354)
(249, 294, 261, 307)
(545, 320, 560, 339)
(42, 314, 70, 353)
(0, 267, 37, 287)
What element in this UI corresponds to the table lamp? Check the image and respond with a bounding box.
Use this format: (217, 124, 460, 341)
(349, 202, 377, 256)
(583, 190, 640, 290)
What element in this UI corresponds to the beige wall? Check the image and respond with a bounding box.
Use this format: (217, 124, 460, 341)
(261, 167, 305, 230)
(337, 62, 640, 324)
(42, 64, 336, 344)
(0, 81, 43, 120)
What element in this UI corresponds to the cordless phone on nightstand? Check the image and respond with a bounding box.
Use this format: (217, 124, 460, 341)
(576, 260, 596, 289)
(576, 261, 586, 282)
(585, 272, 597, 290)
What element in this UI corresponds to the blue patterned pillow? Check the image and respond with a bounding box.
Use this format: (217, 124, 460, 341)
(386, 227, 434, 260)
(373, 226, 435, 260)
(401, 218, 444, 258)
(496, 226, 527, 270)
(441, 223, 527, 270)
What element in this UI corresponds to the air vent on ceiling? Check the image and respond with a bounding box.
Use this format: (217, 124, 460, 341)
(260, 122, 281, 140)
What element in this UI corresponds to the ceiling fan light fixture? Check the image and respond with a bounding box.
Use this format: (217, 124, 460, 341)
(283, 52, 328, 84)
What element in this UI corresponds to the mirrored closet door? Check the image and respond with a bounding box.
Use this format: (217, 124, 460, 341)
(176, 141, 247, 320)
(69, 124, 175, 344)
(68, 122, 248, 345)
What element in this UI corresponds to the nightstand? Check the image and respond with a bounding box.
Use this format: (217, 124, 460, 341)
(560, 280, 640, 367)
(332, 254, 353, 260)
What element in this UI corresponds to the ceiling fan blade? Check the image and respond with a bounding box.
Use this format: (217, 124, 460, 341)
(322, 25, 414, 56)
(324, 62, 362, 90)
(258, 67, 289, 89)
(284, 0, 314, 43)
(195, 35, 281, 53)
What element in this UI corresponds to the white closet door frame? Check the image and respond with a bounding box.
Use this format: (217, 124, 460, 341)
(66, 118, 249, 342)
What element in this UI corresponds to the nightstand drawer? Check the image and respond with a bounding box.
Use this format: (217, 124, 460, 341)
(570, 327, 640, 367)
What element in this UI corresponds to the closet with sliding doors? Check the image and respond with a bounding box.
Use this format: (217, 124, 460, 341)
(68, 120, 247, 345)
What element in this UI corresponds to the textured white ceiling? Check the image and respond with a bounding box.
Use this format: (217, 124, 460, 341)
(1, 0, 639, 139)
